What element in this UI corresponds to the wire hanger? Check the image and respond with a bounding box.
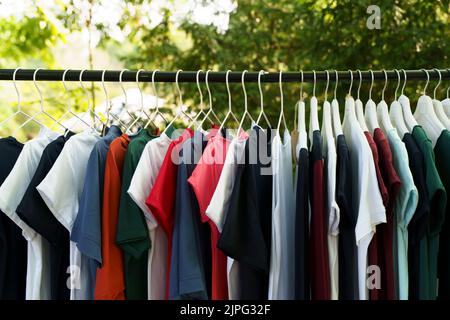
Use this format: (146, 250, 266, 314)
(190, 70, 207, 130)
(102, 69, 126, 131)
(58, 69, 93, 135)
(219, 70, 239, 132)
(331, 70, 343, 137)
(80, 69, 104, 131)
(377, 69, 395, 133)
(431, 68, 450, 129)
(413, 69, 445, 146)
(32, 68, 67, 133)
(255, 70, 271, 128)
(322, 70, 334, 147)
(398, 69, 418, 131)
(309, 70, 319, 142)
(344, 69, 358, 125)
(443, 68, 450, 117)
(365, 69, 380, 133)
(390, 69, 410, 137)
(276, 70, 288, 133)
(119, 69, 138, 127)
(297, 70, 307, 148)
(164, 70, 195, 134)
(1, 68, 44, 130)
(146, 69, 168, 130)
(237, 70, 255, 133)
(126, 69, 151, 133)
(199, 70, 221, 129)
(355, 69, 369, 131)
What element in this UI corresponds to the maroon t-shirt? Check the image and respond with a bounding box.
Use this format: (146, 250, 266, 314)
(373, 128, 401, 300)
(309, 130, 330, 300)
(364, 131, 388, 301)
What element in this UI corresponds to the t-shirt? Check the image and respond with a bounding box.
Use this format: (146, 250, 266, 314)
(146, 128, 194, 298)
(70, 125, 122, 300)
(322, 108, 340, 300)
(188, 133, 230, 300)
(169, 131, 211, 300)
(218, 126, 273, 300)
(435, 130, 450, 299)
(37, 129, 101, 300)
(0, 127, 58, 300)
(342, 98, 386, 300)
(294, 146, 310, 300)
(0, 136, 26, 300)
(268, 130, 295, 300)
(412, 126, 446, 300)
(16, 132, 75, 300)
(402, 132, 429, 300)
(386, 128, 418, 300)
(364, 131, 388, 301)
(336, 134, 358, 300)
(94, 134, 130, 300)
(205, 132, 248, 300)
(309, 129, 330, 300)
(127, 132, 173, 300)
(116, 129, 155, 300)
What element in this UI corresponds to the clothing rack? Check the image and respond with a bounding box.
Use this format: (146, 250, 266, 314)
(0, 69, 449, 83)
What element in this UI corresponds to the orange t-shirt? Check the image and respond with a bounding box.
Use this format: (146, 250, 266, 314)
(95, 134, 130, 300)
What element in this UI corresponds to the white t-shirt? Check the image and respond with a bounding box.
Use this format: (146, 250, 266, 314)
(268, 130, 295, 300)
(0, 127, 58, 300)
(127, 133, 171, 300)
(205, 135, 247, 300)
(322, 101, 340, 300)
(342, 97, 386, 300)
(36, 130, 101, 300)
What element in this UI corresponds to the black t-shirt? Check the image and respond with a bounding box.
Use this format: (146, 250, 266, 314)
(336, 134, 358, 300)
(0, 137, 26, 300)
(16, 133, 74, 300)
(294, 147, 310, 300)
(402, 132, 429, 300)
(218, 126, 273, 300)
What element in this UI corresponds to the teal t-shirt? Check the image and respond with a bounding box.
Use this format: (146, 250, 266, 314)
(412, 126, 446, 300)
(434, 129, 450, 299)
(116, 129, 156, 300)
(386, 128, 418, 300)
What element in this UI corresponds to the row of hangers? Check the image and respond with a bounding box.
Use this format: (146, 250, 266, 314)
(2, 68, 450, 146)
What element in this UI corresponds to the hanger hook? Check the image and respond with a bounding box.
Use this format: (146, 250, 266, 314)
(151, 69, 159, 111)
(299, 70, 304, 101)
(175, 69, 183, 110)
(13, 68, 21, 111)
(433, 68, 441, 100)
(381, 69, 388, 101)
(401, 69, 407, 96)
(101, 69, 110, 111)
(33, 68, 44, 111)
(277, 70, 286, 131)
(241, 70, 248, 112)
(119, 69, 129, 107)
(312, 70, 316, 97)
(258, 70, 265, 111)
(334, 70, 338, 100)
(421, 69, 430, 95)
(226, 70, 232, 112)
(62, 69, 72, 112)
(79, 69, 94, 120)
(356, 69, 362, 100)
(324, 70, 330, 101)
(348, 69, 353, 97)
(394, 69, 400, 100)
(205, 70, 213, 110)
(196, 70, 204, 110)
(368, 70, 374, 100)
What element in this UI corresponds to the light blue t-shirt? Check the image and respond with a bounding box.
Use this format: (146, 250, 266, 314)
(386, 128, 418, 300)
(70, 125, 122, 299)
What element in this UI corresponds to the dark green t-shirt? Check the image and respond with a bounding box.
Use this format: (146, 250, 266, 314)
(116, 129, 156, 300)
(412, 126, 446, 300)
(434, 129, 450, 299)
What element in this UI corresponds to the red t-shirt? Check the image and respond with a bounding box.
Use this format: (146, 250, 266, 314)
(145, 128, 193, 298)
(188, 134, 230, 300)
(373, 128, 401, 300)
(95, 134, 130, 300)
(364, 131, 388, 301)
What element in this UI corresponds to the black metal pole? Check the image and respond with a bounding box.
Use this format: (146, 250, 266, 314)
(0, 68, 449, 83)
